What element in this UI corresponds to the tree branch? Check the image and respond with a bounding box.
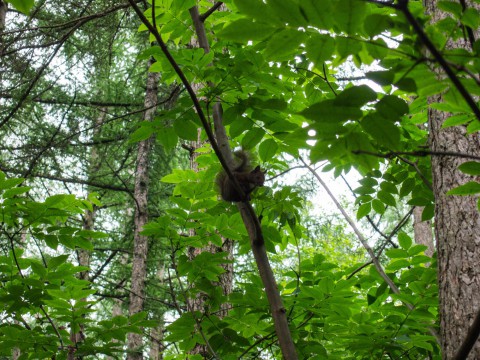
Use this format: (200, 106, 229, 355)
(353, 149, 480, 162)
(200, 2, 223, 22)
(0, 165, 133, 193)
(396, 0, 480, 122)
(300, 157, 441, 343)
(453, 306, 480, 360)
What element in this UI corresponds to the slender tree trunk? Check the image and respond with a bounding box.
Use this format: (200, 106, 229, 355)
(68, 108, 106, 360)
(127, 60, 159, 360)
(0, 0, 6, 75)
(0, 1, 5, 31)
(425, 1, 480, 358)
(186, 6, 234, 356)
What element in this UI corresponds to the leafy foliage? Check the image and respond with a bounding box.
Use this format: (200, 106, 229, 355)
(3, 0, 480, 357)
(0, 173, 151, 358)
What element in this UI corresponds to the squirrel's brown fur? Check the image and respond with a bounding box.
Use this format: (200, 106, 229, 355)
(216, 151, 265, 202)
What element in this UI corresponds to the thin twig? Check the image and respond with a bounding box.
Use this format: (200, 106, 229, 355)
(200, 2, 223, 22)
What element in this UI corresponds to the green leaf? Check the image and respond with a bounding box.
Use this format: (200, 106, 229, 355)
(242, 128, 265, 149)
(48, 255, 69, 269)
(366, 71, 394, 86)
(361, 114, 400, 149)
(364, 14, 393, 37)
(371, 199, 385, 214)
(386, 259, 410, 271)
(422, 204, 435, 221)
(30, 260, 47, 278)
(398, 232, 412, 250)
(130, 123, 154, 143)
(333, 0, 366, 34)
(173, 118, 199, 141)
(437, 1, 463, 18)
(354, 186, 375, 195)
(234, 0, 279, 24)
(259, 139, 278, 161)
(375, 96, 409, 119)
(442, 114, 475, 128)
(447, 181, 480, 195)
(386, 248, 409, 259)
(229, 116, 253, 137)
(219, 19, 277, 42)
(268, 0, 307, 27)
(462, 8, 480, 29)
(400, 178, 415, 197)
(76, 237, 94, 251)
(161, 170, 196, 184)
(357, 202, 371, 219)
(130, 311, 147, 323)
(359, 177, 377, 187)
(171, 0, 196, 11)
(377, 190, 396, 207)
(6, 0, 34, 14)
(2, 186, 30, 198)
(409, 245, 429, 256)
(300, 99, 363, 123)
(458, 161, 480, 175)
(156, 127, 178, 151)
(335, 85, 377, 107)
(265, 29, 305, 60)
(305, 34, 335, 66)
(0, 178, 24, 190)
(299, 0, 334, 29)
(165, 313, 198, 341)
(380, 181, 398, 194)
(44, 234, 59, 249)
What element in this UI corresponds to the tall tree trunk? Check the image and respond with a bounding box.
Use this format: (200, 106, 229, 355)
(68, 108, 106, 360)
(186, 6, 234, 356)
(0, 0, 5, 31)
(0, 0, 6, 74)
(425, 1, 480, 358)
(127, 60, 159, 360)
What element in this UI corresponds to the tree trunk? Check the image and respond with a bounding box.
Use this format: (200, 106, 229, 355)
(186, 5, 234, 356)
(425, 1, 480, 358)
(0, 1, 6, 73)
(127, 60, 159, 360)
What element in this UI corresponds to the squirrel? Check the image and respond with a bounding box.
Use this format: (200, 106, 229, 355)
(216, 150, 265, 202)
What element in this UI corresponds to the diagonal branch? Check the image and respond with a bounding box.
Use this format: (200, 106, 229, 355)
(300, 157, 441, 343)
(396, 0, 480, 121)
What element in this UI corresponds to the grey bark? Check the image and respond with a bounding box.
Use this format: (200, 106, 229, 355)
(0, 1, 5, 31)
(126, 60, 159, 360)
(425, 1, 480, 358)
(186, 6, 234, 355)
(68, 108, 106, 360)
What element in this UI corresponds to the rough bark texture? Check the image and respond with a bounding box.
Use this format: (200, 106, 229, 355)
(0, 1, 6, 74)
(0, 1, 5, 32)
(148, 325, 163, 360)
(68, 108, 105, 360)
(425, 1, 480, 358)
(413, 206, 434, 257)
(127, 61, 159, 360)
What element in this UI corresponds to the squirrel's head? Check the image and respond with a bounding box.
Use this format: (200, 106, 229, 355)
(251, 166, 265, 186)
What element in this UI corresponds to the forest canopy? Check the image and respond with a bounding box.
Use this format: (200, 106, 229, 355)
(1, 0, 480, 359)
